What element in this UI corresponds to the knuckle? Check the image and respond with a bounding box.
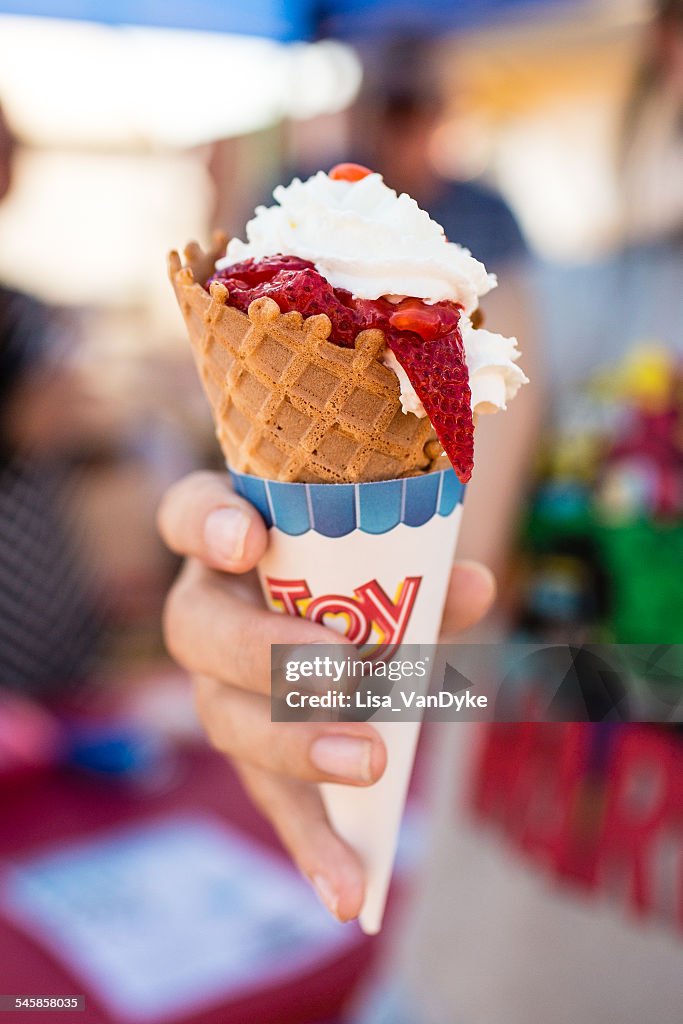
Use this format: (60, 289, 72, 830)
(161, 567, 194, 666)
(271, 728, 308, 779)
(182, 469, 224, 498)
(155, 476, 188, 542)
(192, 677, 238, 756)
(192, 681, 218, 743)
(207, 711, 237, 757)
(191, 685, 214, 745)
(155, 491, 173, 544)
(239, 765, 282, 820)
(156, 471, 227, 546)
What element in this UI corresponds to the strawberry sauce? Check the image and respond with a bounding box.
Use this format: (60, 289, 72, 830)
(207, 254, 474, 481)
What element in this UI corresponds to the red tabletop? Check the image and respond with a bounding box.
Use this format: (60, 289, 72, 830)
(0, 744, 377, 1024)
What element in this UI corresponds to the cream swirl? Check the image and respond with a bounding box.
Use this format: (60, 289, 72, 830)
(216, 169, 526, 421)
(217, 170, 495, 313)
(461, 318, 528, 414)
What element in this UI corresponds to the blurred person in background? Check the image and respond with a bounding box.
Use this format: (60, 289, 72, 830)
(279, 36, 541, 577)
(353, 38, 527, 272)
(357, 39, 540, 580)
(0, 104, 102, 698)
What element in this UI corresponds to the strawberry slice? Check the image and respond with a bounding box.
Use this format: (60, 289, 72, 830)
(386, 326, 474, 483)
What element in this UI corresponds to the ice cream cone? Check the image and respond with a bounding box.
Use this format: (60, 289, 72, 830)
(168, 238, 446, 484)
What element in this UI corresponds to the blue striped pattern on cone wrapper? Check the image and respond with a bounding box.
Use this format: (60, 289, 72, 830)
(229, 467, 465, 537)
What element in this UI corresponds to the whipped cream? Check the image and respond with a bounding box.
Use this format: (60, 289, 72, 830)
(381, 349, 427, 417)
(217, 169, 526, 419)
(381, 317, 527, 418)
(461, 318, 528, 414)
(218, 170, 495, 314)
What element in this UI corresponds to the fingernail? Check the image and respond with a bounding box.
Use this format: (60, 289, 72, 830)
(310, 735, 373, 783)
(311, 873, 339, 918)
(204, 507, 250, 564)
(289, 641, 351, 661)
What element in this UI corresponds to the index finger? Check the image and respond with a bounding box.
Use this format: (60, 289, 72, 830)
(157, 470, 268, 573)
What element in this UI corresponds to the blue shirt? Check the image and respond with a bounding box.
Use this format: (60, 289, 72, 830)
(427, 178, 528, 269)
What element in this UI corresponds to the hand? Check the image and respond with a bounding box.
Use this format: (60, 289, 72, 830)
(158, 471, 495, 922)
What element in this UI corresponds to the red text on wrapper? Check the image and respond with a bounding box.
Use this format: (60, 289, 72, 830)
(265, 576, 421, 654)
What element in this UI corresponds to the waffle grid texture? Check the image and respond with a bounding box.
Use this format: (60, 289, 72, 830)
(168, 237, 445, 484)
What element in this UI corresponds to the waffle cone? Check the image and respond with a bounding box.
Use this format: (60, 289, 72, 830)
(168, 236, 446, 483)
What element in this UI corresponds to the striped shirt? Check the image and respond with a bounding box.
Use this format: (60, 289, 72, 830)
(0, 286, 99, 697)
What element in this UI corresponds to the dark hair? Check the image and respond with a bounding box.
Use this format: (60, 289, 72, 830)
(377, 88, 441, 126)
(656, 0, 683, 22)
(363, 35, 443, 125)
